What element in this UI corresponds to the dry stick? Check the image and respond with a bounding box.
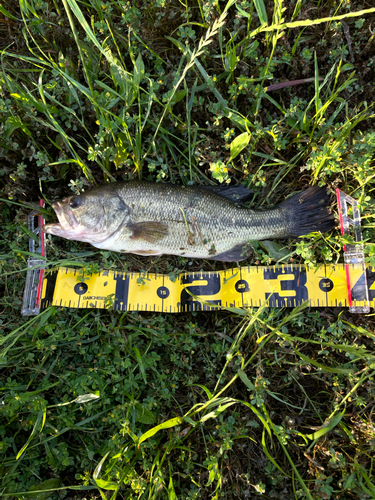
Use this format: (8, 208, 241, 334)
(191, 216, 210, 251)
(179, 207, 195, 245)
(265, 77, 324, 92)
(341, 20, 355, 62)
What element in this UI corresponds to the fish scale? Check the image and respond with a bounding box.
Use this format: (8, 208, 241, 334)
(107, 183, 284, 257)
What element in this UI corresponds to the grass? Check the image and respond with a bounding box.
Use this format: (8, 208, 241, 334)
(1, 0, 375, 498)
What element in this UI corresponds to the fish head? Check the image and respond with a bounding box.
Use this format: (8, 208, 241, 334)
(43, 188, 130, 243)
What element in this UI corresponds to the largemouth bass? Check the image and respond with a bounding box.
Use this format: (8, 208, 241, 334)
(42, 181, 334, 262)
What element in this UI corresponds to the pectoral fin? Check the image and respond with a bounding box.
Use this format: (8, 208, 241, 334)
(128, 221, 169, 243)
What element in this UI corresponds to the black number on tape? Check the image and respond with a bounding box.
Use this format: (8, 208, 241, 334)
(74, 282, 88, 295)
(40, 270, 58, 309)
(179, 273, 221, 311)
(235, 280, 250, 293)
(319, 278, 334, 292)
(264, 267, 308, 307)
(366, 266, 375, 303)
(157, 286, 170, 299)
(114, 273, 130, 311)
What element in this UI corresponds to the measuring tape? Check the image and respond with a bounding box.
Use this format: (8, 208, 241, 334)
(22, 190, 372, 315)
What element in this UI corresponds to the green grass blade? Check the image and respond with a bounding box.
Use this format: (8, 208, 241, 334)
(262, 428, 291, 478)
(16, 408, 45, 459)
(0, 4, 18, 20)
(167, 475, 178, 500)
(199, 401, 236, 422)
(138, 417, 184, 445)
(305, 408, 346, 441)
(249, 7, 375, 37)
(292, 348, 354, 374)
(314, 52, 321, 115)
(238, 369, 255, 391)
(63, 0, 106, 56)
(133, 345, 147, 384)
(253, 0, 268, 26)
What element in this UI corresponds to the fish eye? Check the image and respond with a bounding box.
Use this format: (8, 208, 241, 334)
(69, 197, 81, 209)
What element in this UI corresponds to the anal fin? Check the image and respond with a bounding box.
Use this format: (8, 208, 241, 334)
(208, 243, 252, 262)
(131, 250, 163, 256)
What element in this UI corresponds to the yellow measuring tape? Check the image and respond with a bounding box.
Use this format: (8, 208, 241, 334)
(39, 264, 375, 312)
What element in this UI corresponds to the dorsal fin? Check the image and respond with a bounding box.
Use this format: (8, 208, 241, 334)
(197, 184, 253, 204)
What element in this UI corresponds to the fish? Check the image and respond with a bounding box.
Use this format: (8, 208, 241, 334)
(42, 181, 334, 262)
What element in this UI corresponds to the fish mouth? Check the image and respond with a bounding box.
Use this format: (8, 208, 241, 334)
(42, 201, 111, 244)
(52, 201, 79, 230)
(42, 201, 79, 238)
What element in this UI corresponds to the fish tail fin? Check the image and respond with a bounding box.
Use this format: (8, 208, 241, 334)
(279, 186, 335, 237)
